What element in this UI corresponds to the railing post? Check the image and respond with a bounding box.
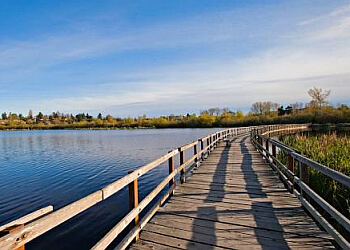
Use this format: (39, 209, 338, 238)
(168, 152, 175, 196)
(128, 171, 139, 241)
(199, 139, 204, 161)
(194, 143, 198, 168)
(300, 162, 309, 185)
(265, 139, 269, 161)
(209, 136, 212, 152)
(206, 137, 210, 155)
(287, 154, 294, 192)
(272, 144, 276, 158)
(287, 154, 294, 172)
(179, 148, 185, 184)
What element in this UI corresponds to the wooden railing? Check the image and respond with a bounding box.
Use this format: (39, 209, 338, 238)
(251, 124, 350, 249)
(0, 127, 251, 250)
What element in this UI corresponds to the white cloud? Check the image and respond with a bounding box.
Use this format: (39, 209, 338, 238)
(2, 1, 350, 116)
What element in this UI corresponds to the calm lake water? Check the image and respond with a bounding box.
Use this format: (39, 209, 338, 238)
(0, 128, 220, 249)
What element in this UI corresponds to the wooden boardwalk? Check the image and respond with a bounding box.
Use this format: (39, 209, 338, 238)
(130, 135, 334, 249)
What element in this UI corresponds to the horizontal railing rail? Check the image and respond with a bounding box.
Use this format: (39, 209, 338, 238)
(0, 126, 252, 250)
(251, 124, 350, 249)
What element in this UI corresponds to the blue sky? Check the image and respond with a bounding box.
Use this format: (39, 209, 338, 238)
(1, 0, 350, 116)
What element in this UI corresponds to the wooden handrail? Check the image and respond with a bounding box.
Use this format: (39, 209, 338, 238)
(0, 206, 53, 233)
(251, 124, 350, 249)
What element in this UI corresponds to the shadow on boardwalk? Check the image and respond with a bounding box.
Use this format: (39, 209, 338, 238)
(130, 135, 334, 249)
(187, 136, 290, 249)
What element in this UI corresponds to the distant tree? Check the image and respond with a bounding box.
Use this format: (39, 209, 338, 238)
(200, 110, 209, 115)
(308, 87, 331, 107)
(19, 114, 24, 120)
(106, 115, 114, 123)
(251, 102, 279, 115)
(36, 112, 44, 120)
(285, 106, 293, 115)
(75, 113, 86, 122)
(97, 113, 103, 119)
(278, 106, 285, 116)
(1, 112, 7, 120)
(86, 113, 93, 121)
(291, 102, 304, 113)
(222, 107, 231, 114)
(169, 114, 176, 121)
(236, 110, 244, 119)
(251, 102, 264, 115)
(208, 107, 220, 116)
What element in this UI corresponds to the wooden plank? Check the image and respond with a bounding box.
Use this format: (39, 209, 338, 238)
(0, 206, 53, 232)
(149, 213, 332, 241)
(139, 231, 227, 250)
(147, 215, 333, 247)
(129, 240, 180, 250)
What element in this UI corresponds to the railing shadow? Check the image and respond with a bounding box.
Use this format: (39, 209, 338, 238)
(240, 135, 290, 249)
(240, 136, 267, 198)
(187, 140, 230, 249)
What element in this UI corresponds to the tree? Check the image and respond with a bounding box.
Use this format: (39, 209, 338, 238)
(208, 108, 220, 116)
(97, 113, 103, 119)
(1, 112, 7, 120)
(236, 110, 244, 119)
(251, 102, 279, 115)
(308, 87, 331, 108)
(36, 112, 44, 120)
(222, 107, 231, 114)
(290, 102, 303, 113)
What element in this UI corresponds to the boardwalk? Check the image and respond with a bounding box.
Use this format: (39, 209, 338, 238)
(130, 135, 334, 249)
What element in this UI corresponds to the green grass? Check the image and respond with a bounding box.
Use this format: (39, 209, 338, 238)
(279, 132, 350, 224)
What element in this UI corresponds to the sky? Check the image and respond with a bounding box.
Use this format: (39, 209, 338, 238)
(1, 0, 350, 117)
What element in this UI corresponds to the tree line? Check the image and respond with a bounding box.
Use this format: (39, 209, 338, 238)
(0, 87, 349, 130)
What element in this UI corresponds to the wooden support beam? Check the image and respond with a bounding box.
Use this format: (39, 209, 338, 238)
(287, 154, 294, 172)
(168, 153, 175, 196)
(128, 171, 139, 242)
(179, 149, 185, 184)
(272, 144, 276, 158)
(199, 139, 204, 161)
(193, 143, 198, 168)
(206, 138, 210, 155)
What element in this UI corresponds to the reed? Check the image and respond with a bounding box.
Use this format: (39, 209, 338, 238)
(280, 132, 350, 221)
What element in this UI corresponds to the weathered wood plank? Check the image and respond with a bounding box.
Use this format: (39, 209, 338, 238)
(0, 206, 53, 232)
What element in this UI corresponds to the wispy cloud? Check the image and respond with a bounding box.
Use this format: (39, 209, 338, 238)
(1, 1, 350, 115)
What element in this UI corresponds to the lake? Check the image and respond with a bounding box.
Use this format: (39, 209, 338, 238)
(0, 128, 220, 249)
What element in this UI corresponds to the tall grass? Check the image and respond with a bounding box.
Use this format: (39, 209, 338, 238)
(280, 132, 350, 224)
